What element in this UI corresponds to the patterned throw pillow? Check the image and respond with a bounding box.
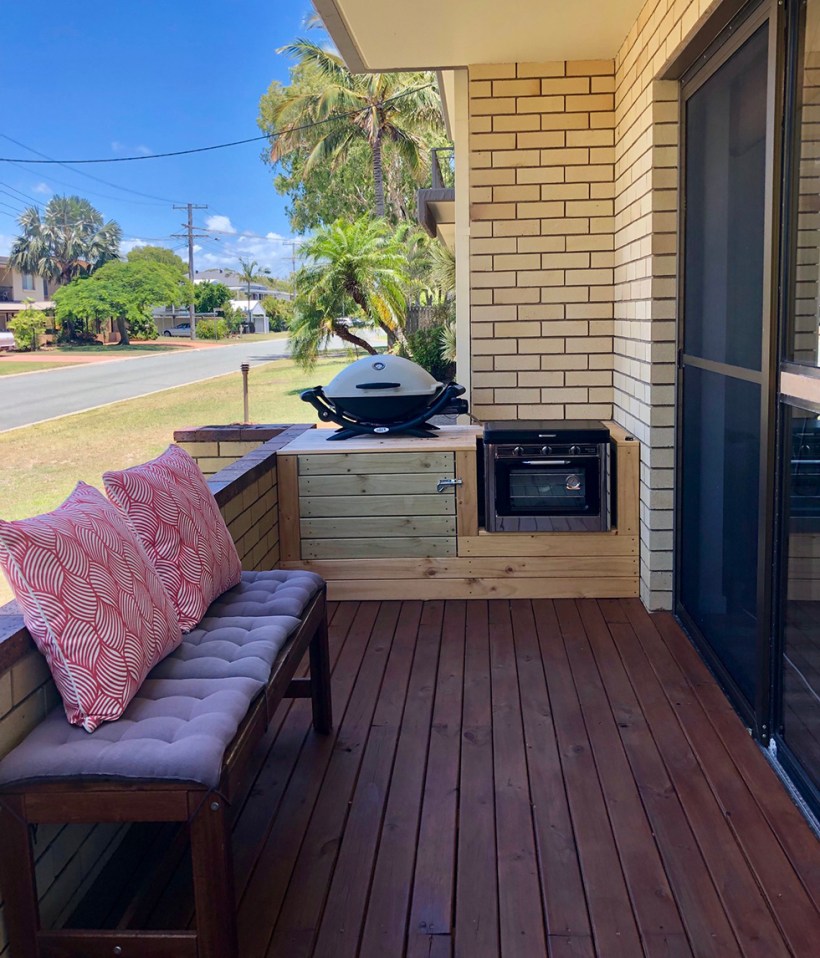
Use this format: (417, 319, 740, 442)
(0, 483, 182, 732)
(104, 445, 242, 632)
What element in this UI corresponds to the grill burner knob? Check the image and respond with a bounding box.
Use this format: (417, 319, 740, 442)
(569, 444, 581, 455)
(513, 446, 525, 457)
(541, 445, 553, 455)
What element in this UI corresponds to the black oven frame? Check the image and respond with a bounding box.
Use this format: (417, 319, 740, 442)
(484, 442, 610, 532)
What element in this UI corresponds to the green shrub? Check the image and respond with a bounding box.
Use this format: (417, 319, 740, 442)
(196, 318, 229, 340)
(406, 323, 455, 382)
(221, 305, 243, 335)
(8, 308, 48, 351)
(262, 295, 293, 332)
(127, 314, 159, 341)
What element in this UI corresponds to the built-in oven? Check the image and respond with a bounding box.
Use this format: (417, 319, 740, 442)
(484, 420, 610, 532)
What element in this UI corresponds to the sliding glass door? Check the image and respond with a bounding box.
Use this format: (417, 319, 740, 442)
(677, 12, 773, 727)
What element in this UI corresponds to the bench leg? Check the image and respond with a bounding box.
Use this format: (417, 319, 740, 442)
(0, 796, 40, 958)
(189, 793, 237, 958)
(309, 608, 333, 734)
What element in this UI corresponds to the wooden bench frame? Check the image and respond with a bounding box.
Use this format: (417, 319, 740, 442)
(0, 587, 331, 958)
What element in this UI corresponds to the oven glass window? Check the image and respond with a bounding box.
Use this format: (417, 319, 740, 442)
(508, 468, 588, 514)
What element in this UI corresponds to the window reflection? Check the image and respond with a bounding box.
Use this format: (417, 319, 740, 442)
(782, 406, 820, 790)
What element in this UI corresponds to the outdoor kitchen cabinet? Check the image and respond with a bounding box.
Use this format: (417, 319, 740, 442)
(277, 424, 638, 600)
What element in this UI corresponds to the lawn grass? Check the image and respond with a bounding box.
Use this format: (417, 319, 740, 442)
(0, 354, 349, 606)
(0, 361, 80, 375)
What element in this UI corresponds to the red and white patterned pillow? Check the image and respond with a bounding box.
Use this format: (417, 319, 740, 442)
(103, 445, 242, 632)
(0, 483, 182, 732)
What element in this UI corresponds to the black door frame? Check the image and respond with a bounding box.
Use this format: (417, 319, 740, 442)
(674, 0, 785, 739)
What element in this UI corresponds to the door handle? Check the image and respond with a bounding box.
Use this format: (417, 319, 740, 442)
(436, 477, 463, 494)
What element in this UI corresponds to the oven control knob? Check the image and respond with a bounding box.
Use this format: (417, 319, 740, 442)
(569, 444, 581, 455)
(513, 446, 525, 457)
(541, 445, 553, 455)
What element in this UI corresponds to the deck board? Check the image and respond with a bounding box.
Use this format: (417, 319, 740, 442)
(128, 598, 819, 957)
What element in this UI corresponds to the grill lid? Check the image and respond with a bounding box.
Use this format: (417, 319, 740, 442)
(324, 354, 442, 399)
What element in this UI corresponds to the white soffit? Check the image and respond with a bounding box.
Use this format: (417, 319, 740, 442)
(313, 0, 645, 72)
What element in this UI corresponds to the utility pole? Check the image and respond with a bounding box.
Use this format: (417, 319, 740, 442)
(283, 240, 299, 281)
(172, 203, 208, 339)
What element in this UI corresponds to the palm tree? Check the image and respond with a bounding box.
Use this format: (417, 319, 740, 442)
(293, 217, 410, 366)
(268, 40, 443, 219)
(9, 195, 121, 287)
(236, 257, 270, 333)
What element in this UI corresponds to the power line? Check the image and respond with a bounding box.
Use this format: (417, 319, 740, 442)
(0, 182, 41, 206)
(3, 161, 168, 208)
(0, 193, 26, 213)
(0, 134, 184, 204)
(0, 86, 433, 165)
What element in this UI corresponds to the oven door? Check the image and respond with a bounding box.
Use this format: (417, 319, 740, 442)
(493, 457, 601, 520)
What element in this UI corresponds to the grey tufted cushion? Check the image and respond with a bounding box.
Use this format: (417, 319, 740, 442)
(0, 570, 324, 789)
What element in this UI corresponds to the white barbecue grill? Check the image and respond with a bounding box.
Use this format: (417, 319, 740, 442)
(301, 354, 468, 440)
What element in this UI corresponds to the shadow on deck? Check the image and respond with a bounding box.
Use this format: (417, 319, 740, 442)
(78, 598, 820, 957)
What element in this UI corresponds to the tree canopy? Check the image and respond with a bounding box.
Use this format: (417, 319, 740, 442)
(127, 245, 187, 277)
(258, 38, 448, 229)
(290, 217, 409, 367)
(195, 281, 232, 314)
(54, 260, 192, 345)
(9, 195, 121, 286)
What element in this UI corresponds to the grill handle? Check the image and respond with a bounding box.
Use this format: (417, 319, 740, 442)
(354, 382, 402, 389)
(436, 478, 463, 494)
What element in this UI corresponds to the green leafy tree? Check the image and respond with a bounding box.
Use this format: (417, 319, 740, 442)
(195, 281, 232, 314)
(54, 260, 192, 346)
(260, 40, 445, 221)
(8, 307, 47, 352)
(9, 195, 121, 287)
(127, 245, 187, 277)
(291, 217, 409, 367)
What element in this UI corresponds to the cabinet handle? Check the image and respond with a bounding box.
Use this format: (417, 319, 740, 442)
(436, 477, 463, 494)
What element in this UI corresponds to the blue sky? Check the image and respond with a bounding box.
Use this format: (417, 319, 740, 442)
(0, 0, 315, 278)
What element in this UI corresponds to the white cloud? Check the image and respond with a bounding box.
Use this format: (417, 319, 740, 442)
(0, 233, 14, 256)
(32, 182, 51, 195)
(112, 141, 153, 157)
(120, 237, 147, 254)
(205, 214, 236, 234)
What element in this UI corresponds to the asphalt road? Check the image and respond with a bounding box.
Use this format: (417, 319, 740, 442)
(0, 335, 379, 432)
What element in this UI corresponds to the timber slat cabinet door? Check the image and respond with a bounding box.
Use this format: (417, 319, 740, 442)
(286, 452, 459, 560)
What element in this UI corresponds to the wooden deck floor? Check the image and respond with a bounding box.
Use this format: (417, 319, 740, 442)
(146, 598, 819, 957)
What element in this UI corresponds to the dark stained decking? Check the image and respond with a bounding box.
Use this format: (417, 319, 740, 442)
(140, 598, 820, 956)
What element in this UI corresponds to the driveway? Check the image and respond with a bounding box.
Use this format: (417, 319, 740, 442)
(0, 334, 383, 431)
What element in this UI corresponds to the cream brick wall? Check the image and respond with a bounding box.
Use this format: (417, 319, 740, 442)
(466, 0, 725, 609)
(468, 60, 616, 422)
(177, 438, 267, 477)
(613, 0, 719, 610)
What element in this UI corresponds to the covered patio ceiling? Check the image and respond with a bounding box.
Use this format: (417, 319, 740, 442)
(313, 0, 645, 72)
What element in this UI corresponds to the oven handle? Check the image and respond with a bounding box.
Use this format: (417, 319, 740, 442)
(518, 459, 571, 466)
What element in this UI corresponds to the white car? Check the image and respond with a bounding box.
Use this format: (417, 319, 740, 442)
(163, 323, 192, 338)
(0, 331, 14, 351)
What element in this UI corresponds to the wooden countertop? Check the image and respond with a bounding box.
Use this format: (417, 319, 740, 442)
(279, 422, 634, 456)
(278, 424, 482, 455)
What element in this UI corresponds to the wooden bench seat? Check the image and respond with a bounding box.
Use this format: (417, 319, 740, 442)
(0, 570, 332, 958)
